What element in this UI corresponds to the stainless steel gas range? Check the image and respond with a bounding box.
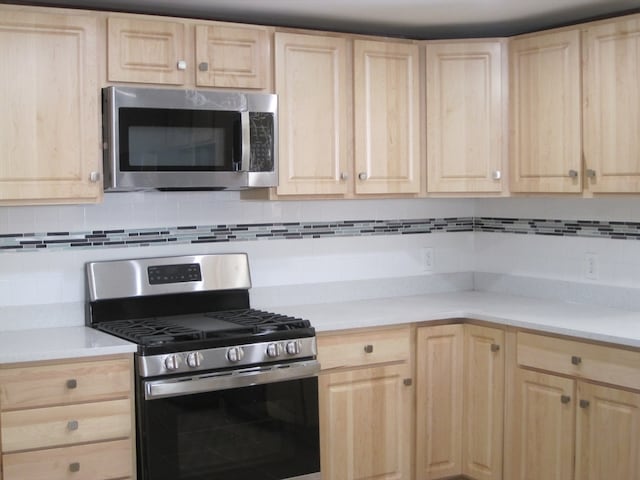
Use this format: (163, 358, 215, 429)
(86, 253, 321, 480)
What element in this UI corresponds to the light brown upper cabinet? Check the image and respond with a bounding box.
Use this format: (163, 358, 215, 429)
(509, 28, 582, 193)
(426, 40, 506, 194)
(108, 17, 187, 85)
(275, 32, 350, 195)
(275, 32, 420, 197)
(0, 6, 102, 205)
(354, 39, 421, 195)
(108, 16, 271, 89)
(194, 24, 270, 89)
(583, 14, 640, 193)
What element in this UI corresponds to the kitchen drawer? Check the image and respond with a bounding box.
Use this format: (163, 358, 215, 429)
(1, 398, 131, 452)
(317, 326, 410, 370)
(0, 358, 131, 410)
(2, 439, 132, 480)
(517, 332, 640, 390)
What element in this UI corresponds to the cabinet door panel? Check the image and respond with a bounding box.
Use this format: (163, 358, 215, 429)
(510, 369, 575, 480)
(354, 40, 420, 194)
(195, 24, 270, 89)
(2, 439, 132, 480)
(415, 325, 463, 480)
(426, 41, 505, 193)
(462, 325, 504, 480)
(1, 399, 131, 452)
(576, 382, 640, 480)
(0, 9, 101, 204)
(108, 17, 186, 85)
(319, 363, 412, 480)
(584, 15, 640, 192)
(510, 29, 582, 192)
(0, 358, 131, 410)
(275, 33, 349, 195)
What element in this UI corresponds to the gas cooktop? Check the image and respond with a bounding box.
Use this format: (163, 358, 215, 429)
(94, 308, 314, 355)
(86, 254, 318, 376)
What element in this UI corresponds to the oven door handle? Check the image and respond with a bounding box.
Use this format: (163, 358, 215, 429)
(144, 360, 320, 400)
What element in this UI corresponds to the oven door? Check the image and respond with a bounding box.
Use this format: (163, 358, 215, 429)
(138, 361, 321, 480)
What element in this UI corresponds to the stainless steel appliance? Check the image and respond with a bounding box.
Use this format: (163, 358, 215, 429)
(102, 86, 278, 191)
(86, 254, 320, 480)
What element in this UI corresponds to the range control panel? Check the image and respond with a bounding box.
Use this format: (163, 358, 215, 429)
(148, 264, 202, 285)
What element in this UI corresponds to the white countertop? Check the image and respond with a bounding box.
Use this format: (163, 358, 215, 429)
(0, 326, 137, 364)
(2, 290, 640, 365)
(271, 291, 640, 348)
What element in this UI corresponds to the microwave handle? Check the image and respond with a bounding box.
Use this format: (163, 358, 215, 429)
(236, 111, 251, 172)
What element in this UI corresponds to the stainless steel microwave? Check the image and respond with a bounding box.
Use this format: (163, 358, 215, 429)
(102, 86, 278, 191)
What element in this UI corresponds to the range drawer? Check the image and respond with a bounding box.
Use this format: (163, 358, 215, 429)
(2, 439, 132, 480)
(0, 358, 131, 410)
(517, 332, 640, 390)
(317, 326, 410, 370)
(1, 398, 132, 452)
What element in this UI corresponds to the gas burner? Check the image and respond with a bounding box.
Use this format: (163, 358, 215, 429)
(96, 319, 204, 345)
(205, 309, 311, 330)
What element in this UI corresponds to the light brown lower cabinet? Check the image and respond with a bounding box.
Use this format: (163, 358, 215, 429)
(505, 331, 640, 480)
(0, 355, 135, 480)
(317, 326, 413, 480)
(415, 324, 504, 480)
(507, 368, 640, 480)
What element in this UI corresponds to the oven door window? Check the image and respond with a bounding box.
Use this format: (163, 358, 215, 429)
(118, 108, 241, 172)
(138, 377, 320, 480)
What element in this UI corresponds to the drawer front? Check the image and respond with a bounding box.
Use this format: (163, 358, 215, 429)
(0, 358, 131, 410)
(517, 332, 640, 390)
(2, 439, 132, 480)
(317, 326, 410, 370)
(1, 399, 131, 452)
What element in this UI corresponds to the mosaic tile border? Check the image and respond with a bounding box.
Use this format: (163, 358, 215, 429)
(1, 216, 638, 252)
(475, 217, 640, 240)
(0, 217, 473, 252)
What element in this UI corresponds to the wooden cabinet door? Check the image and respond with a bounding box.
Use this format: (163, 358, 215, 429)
(275, 32, 349, 195)
(462, 325, 504, 480)
(426, 40, 505, 193)
(107, 16, 187, 85)
(509, 29, 582, 192)
(507, 369, 575, 480)
(576, 382, 640, 480)
(195, 24, 270, 89)
(0, 8, 101, 205)
(319, 363, 412, 480)
(415, 325, 463, 480)
(584, 15, 640, 192)
(354, 40, 421, 194)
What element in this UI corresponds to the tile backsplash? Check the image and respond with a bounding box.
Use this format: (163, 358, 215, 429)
(1, 195, 640, 327)
(0, 217, 474, 252)
(2, 215, 639, 253)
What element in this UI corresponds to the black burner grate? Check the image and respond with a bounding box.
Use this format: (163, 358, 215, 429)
(205, 309, 310, 330)
(96, 308, 311, 347)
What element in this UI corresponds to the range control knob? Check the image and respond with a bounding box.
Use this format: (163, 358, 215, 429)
(266, 343, 281, 358)
(227, 346, 245, 363)
(164, 354, 181, 371)
(186, 352, 203, 368)
(285, 341, 301, 356)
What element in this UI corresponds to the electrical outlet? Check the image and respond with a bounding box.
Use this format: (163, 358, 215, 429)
(584, 253, 599, 280)
(421, 247, 434, 272)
